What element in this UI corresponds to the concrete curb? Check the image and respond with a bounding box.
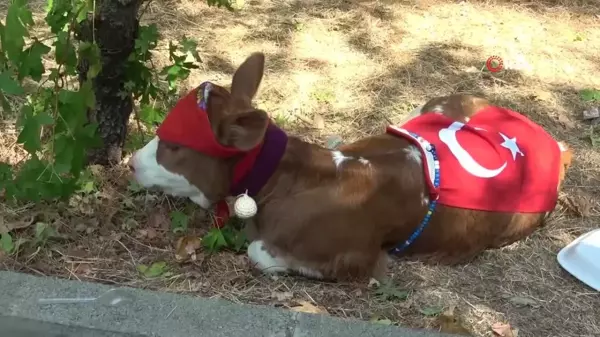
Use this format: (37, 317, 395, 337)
(0, 271, 458, 337)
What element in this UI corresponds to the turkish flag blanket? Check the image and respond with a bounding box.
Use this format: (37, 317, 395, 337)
(386, 106, 562, 213)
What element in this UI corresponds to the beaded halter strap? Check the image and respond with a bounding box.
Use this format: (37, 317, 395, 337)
(389, 131, 441, 255)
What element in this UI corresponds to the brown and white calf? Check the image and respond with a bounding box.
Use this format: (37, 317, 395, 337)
(128, 52, 573, 282)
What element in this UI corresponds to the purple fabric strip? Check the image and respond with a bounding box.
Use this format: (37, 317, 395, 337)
(229, 123, 288, 197)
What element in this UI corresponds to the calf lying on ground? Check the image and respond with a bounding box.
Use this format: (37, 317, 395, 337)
(128, 52, 573, 282)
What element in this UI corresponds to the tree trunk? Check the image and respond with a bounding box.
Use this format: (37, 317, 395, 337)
(77, 0, 141, 166)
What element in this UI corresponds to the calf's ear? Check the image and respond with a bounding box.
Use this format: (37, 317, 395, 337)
(218, 109, 269, 151)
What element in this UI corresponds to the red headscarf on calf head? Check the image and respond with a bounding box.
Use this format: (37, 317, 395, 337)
(156, 81, 288, 229)
(156, 82, 265, 188)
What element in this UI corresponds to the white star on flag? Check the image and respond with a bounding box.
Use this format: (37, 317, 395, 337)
(499, 132, 524, 160)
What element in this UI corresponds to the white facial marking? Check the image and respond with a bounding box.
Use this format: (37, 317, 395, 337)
(465, 116, 470, 122)
(331, 150, 353, 168)
(558, 141, 567, 152)
(247, 240, 289, 274)
(129, 136, 211, 209)
(404, 145, 422, 165)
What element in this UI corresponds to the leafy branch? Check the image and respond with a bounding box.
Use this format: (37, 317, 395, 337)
(0, 0, 235, 254)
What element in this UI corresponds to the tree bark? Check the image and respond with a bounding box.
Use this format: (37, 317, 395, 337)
(77, 0, 141, 166)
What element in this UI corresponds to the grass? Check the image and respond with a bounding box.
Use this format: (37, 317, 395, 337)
(2, 0, 600, 336)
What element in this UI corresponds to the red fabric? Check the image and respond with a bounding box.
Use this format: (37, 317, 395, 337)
(386, 106, 561, 213)
(213, 200, 230, 228)
(156, 86, 263, 188)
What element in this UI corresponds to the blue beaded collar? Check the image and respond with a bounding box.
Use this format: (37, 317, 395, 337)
(389, 131, 441, 255)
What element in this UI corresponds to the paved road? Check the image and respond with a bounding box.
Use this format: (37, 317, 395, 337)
(0, 271, 458, 337)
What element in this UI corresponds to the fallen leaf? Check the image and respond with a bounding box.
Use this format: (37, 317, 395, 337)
(75, 264, 93, 276)
(174, 236, 202, 262)
(271, 291, 293, 302)
(137, 261, 168, 278)
(369, 317, 393, 325)
(557, 114, 575, 128)
(147, 208, 170, 229)
(351, 288, 363, 297)
(509, 296, 540, 308)
(146, 228, 158, 239)
(368, 278, 381, 288)
(290, 300, 328, 314)
(492, 322, 517, 337)
(0, 215, 36, 234)
(373, 280, 410, 301)
(136, 229, 148, 239)
(420, 306, 444, 317)
(74, 223, 88, 232)
(121, 218, 139, 231)
(438, 306, 472, 335)
(136, 228, 158, 240)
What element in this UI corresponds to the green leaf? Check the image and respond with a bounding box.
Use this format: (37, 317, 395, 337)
(16, 107, 53, 154)
(206, 0, 234, 10)
(509, 296, 540, 308)
(374, 281, 410, 301)
(37, 111, 54, 125)
(135, 24, 160, 57)
(0, 233, 15, 253)
(4, 0, 32, 65)
(53, 133, 74, 174)
(34, 222, 58, 244)
(78, 42, 103, 79)
(139, 105, 164, 125)
(202, 228, 229, 253)
(369, 317, 393, 325)
(580, 89, 600, 102)
(221, 225, 248, 252)
(17, 105, 42, 153)
(45, 0, 73, 34)
(127, 180, 143, 193)
(419, 306, 443, 317)
(56, 88, 91, 135)
(0, 92, 13, 114)
(19, 40, 52, 81)
(179, 36, 202, 62)
(0, 71, 24, 95)
(165, 64, 182, 76)
(79, 180, 95, 194)
(74, 0, 94, 23)
(170, 211, 189, 233)
(54, 31, 77, 72)
(137, 261, 168, 278)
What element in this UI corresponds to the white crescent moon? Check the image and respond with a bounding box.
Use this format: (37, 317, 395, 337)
(438, 121, 507, 178)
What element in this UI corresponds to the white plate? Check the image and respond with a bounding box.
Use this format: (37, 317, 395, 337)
(557, 228, 600, 291)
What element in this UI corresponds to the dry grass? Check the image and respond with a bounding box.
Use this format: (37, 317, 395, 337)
(2, 0, 600, 336)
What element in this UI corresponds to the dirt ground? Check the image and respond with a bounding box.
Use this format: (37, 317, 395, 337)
(1, 0, 600, 336)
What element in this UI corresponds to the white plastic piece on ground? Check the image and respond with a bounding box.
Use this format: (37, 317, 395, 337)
(557, 228, 600, 291)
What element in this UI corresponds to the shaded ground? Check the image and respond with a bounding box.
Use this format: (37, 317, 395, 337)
(1, 0, 600, 336)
